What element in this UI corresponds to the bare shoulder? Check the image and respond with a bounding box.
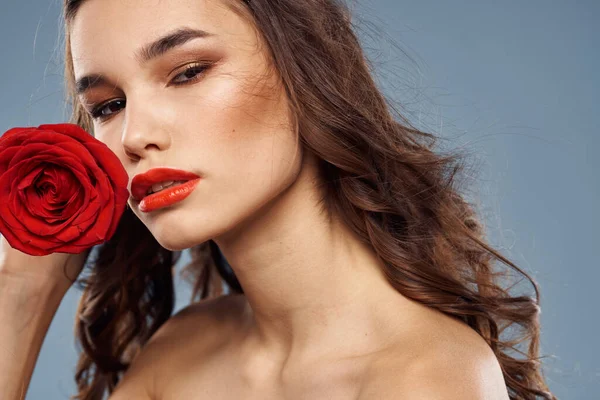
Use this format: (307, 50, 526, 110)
(109, 294, 247, 399)
(358, 312, 510, 400)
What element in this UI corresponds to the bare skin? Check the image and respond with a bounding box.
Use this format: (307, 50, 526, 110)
(111, 293, 507, 399)
(69, 0, 509, 398)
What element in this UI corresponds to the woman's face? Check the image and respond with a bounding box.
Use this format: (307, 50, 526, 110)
(70, 0, 302, 250)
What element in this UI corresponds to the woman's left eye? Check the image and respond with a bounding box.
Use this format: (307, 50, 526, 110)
(170, 63, 210, 86)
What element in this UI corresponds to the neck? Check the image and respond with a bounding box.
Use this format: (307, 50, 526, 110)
(213, 158, 420, 363)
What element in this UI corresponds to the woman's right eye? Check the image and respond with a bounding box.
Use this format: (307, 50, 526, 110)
(90, 99, 126, 122)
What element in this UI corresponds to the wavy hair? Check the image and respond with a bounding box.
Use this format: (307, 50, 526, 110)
(60, 0, 556, 399)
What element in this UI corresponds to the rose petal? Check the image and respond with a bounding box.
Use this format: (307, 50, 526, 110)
(9, 142, 65, 167)
(0, 219, 49, 256)
(85, 142, 129, 189)
(0, 127, 34, 147)
(38, 123, 95, 144)
(0, 146, 21, 173)
(12, 150, 92, 179)
(16, 164, 44, 189)
(0, 175, 28, 232)
(66, 167, 101, 227)
(56, 141, 99, 170)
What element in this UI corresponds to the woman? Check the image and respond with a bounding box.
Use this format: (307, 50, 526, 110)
(1, 0, 556, 399)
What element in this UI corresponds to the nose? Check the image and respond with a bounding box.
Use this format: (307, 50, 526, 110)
(120, 100, 171, 162)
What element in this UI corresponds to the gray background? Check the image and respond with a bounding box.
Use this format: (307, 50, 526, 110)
(1, 0, 598, 398)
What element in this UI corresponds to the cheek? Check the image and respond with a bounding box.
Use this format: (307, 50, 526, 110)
(226, 107, 298, 191)
(197, 62, 290, 142)
(219, 131, 302, 197)
(196, 78, 297, 179)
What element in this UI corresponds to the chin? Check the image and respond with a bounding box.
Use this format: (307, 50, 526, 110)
(155, 236, 209, 252)
(156, 241, 189, 252)
(145, 222, 205, 251)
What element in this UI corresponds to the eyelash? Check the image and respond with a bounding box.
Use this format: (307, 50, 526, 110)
(89, 62, 210, 122)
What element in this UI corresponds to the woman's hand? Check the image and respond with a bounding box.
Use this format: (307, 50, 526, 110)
(0, 234, 93, 400)
(0, 234, 91, 292)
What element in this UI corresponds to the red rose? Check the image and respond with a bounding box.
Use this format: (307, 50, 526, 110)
(0, 123, 129, 256)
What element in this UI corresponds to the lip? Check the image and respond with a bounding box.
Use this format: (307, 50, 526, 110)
(131, 167, 201, 202)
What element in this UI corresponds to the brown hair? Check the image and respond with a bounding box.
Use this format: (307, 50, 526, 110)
(61, 0, 556, 399)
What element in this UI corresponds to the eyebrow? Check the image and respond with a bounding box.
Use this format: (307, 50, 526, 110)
(75, 27, 214, 95)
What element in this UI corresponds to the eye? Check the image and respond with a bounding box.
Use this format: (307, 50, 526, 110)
(89, 62, 211, 122)
(170, 63, 210, 86)
(90, 99, 125, 121)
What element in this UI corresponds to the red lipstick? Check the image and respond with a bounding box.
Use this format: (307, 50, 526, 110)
(131, 167, 201, 212)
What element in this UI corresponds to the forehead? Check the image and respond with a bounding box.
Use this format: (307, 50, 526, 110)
(69, 0, 245, 76)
